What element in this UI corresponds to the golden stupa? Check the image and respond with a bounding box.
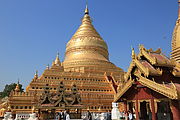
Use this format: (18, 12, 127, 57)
(0, 5, 124, 115)
(63, 5, 122, 76)
(171, 0, 180, 62)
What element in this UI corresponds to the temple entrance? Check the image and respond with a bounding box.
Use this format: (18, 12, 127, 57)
(140, 101, 150, 120)
(157, 101, 172, 120)
(36, 82, 84, 120)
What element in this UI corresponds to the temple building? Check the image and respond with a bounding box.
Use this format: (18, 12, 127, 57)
(114, 1, 180, 120)
(114, 45, 180, 120)
(0, 4, 124, 116)
(1, 1, 180, 119)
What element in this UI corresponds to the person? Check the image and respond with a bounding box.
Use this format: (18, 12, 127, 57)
(59, 111, 63, 120)
(128, 111, 133, 120)
(124, 111, 128, 120)
(107, 110, 111, 120)
(63, 110, 67, 120)
(66, 110, 70, 120)
(87, 111, 92, 120)
(55, 112, 60, 120)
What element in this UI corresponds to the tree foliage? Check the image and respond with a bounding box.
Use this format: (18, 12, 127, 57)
(0, 83, 24, 98)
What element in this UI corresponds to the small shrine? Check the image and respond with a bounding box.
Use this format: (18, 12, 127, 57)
(35, 81, 83, 119)
(114, 45, 180, 120)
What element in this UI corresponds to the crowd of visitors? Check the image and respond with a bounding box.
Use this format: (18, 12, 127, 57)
(54, 110, 112, 120)
(54, 110, 70, 120)
(119, 110, 135, 120)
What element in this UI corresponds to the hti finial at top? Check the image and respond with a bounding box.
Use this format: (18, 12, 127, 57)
(84, 0, 89, 14)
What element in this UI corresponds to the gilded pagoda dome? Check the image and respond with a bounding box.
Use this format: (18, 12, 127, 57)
(171, 0, 180, 62)
(63, 5, 113, 69)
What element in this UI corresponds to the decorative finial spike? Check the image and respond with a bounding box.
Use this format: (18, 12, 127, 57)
(131, 47, 135, 59)
(55, 52, 61, 65)
(85, 0, 89, 14)
(57, 52, 59, 57)
(46, 64, 49, 69)
(15, 79, 20, 92)
(34, 70, 38, 79)
(36, 70, 38, 75)
(17, 78, 20, 85)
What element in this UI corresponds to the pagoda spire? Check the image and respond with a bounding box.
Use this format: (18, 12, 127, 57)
(84, 0, 89, 14)
(54, 52, 61, 66)
(171, 0, 180, 62)
(46, 64, 49, 70)
(34, 70, 38, 79)
(15, 79, 20, 92)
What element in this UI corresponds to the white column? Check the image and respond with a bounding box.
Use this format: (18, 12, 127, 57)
(111, 102, 120, 120)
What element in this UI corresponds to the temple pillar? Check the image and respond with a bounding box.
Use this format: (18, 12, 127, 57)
(150, 99, 156, 120)
(124, 101, 127, 112)
(171, 100, 180, 120)
(135, 100, 139, 120)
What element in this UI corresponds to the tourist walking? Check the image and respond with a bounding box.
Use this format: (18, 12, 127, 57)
(128, 111, 133, 120)
(107, 110, 111, 120)
(87, 111, 92, 120)
(124, 111, 128, 120)
(66, 111, 70, 120)
(55, 112, 60, 120)
(63, 110, 67, 120)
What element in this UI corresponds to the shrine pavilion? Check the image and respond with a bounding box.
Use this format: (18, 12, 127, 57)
(114, 1, 180, 119)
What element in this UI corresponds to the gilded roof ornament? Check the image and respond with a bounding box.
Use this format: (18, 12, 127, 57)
(15, 79, 20, 92)
(131, 47, 136, 59)
(46, 64, 49, 70)
(34, 70, 38, 79)
(54, 52, 61, 66)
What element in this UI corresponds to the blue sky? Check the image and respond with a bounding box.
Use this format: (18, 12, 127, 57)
(0, 0, 178, 91)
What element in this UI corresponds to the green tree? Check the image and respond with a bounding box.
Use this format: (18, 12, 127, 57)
(0, 83, 24, 98)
